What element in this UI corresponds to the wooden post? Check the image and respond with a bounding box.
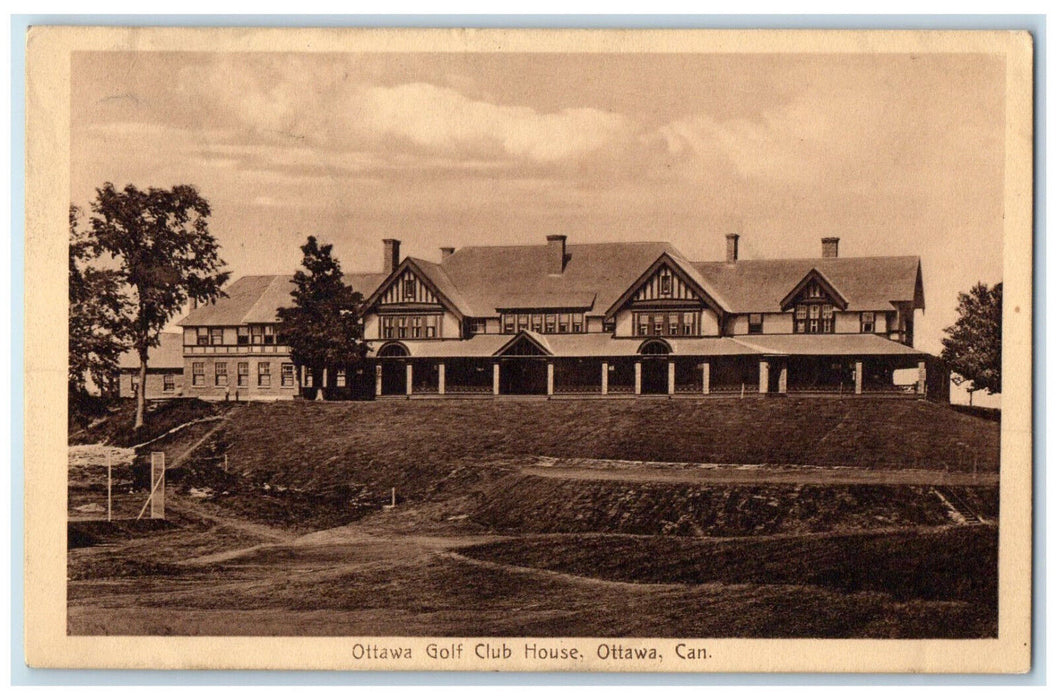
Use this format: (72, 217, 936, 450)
(391, 487, 396, 507)
(778, 362, 788, 394)
(150, 452, 165, 520)
(438, 362, 445, 395)
(917, 360, 927, 395)
(374, 363, 383, 396)
(667, 361, 676, 395)
(601, 362, 608, 395)
(702, 361, 710, 395)
(855, 360, 863, 395)
(405, 363, 413, 396)
(634, 361, 642, 395)
(106, 452, 112, 523)
(759, 361, 769, 394)
(546, 362, 554, 396)
(493, 363, 501, 395)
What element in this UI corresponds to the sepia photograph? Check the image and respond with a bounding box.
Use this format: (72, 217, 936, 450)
(24, 26, 1033, 672)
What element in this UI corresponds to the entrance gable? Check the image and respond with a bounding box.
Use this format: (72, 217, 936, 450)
(363, 259, 465, 321)
(494, 331, 552, 357)
(378, 267, 440, 306)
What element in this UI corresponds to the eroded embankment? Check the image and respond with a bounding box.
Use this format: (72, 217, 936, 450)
(471, 472, 998, 536)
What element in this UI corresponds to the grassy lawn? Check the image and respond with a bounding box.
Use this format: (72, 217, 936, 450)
(66, 396, 1002, 639)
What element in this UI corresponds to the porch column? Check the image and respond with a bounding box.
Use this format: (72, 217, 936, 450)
(405, 363, 413, 396)
(854, 360, 863, 395)
(634, 361, 642, 395)
(759, 360, 770, 394)
(601, 362, 609, 395)
(778, 362, 788, 394)
(437, 362, 445, 395)
(316, 368, 327, 400)
(702, 361, 710, 395)
(546, 361, 554, 396)
(374, 364, 382, 396)
(667, 361, 676, 395)
(917, 360, 927, 395)
(493, 363, 501, 395)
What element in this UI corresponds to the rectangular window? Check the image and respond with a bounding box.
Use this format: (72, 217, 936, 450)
(210, 328, 224, 345)
(660, 272, 673, 296)
(403, 278, 416, 300)
(503, 314, 515, 333)
(531, 314, 543, 333)
(517, 314, 529, 332)
(237, 327, 249, 345)
(196, 328, 209, 346)
(411, 316, 423, 338)
(821, 304, 834, 333)
(398, 317, 408, 339)
(861, 311, 876, 333)
(251, 325, 264, 344)
(425, 315, 438, 338)
(545, 313, 556, 334)
(653, 315, 664, 335)
(748, 313, 763, 335)
(808, 304, 821, 333)
(281, 363, 295, 387)
(637, 314, 649, 337)
(335, 369, 346, 387)
(471, 319, 487, 334)
(130, 375, 140, 395)
(163, 374, 175, 392)
(572, 312, 584, 333)
(257, 362, 271, 387)
(237, 362, 249, 387)
(558, 313, 570, 333)
(682, 312, 696, 336)
(603, 318, 615, 333)
(263, 325, 274, 344)
(192, 361, 205, 386)
(215, 361, 228, 386)
(668, 312, 679, 336)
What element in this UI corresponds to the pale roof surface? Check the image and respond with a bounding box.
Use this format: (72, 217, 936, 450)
(694, 256, 924, 313)
(733, 333, 925, 356)
(438, 242, 675, 316)
(178, 272, 385, 326)
(118, 332, 184, 369)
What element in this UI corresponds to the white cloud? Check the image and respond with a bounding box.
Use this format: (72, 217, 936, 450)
(355, 82, 633, 163)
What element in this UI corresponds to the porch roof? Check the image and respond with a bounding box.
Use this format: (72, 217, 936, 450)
(731, 334, 926, 357)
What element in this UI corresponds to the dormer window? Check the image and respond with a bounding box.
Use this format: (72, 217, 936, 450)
(861, 312, 876, 333)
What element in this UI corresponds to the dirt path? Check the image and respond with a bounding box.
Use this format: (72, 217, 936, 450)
(523, 458, 998, 486)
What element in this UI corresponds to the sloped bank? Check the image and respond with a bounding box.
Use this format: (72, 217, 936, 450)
(471, 473, 998, 536)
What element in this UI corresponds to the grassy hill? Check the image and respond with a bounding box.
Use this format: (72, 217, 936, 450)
(215, 397, 998, 493)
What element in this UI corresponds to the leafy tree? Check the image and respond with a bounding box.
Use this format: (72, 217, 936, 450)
(89, 183, 230, 429)
(68, 205, 128, 399)
(941, 282, 1002, 403)
(277, 236, 369, 397)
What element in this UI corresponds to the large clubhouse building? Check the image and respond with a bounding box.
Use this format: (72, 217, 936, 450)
(119, 234, 949, 401)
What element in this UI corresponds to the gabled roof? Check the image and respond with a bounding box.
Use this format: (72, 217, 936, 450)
(177, 272, 385, 327)
(603, 251, 731, 317)
(779, 268, 850, 311)
(118, 332, 183, 369)
(438, 242, 676, 316)
(694, 256, 924, 313)
(362, 257, 471, 320)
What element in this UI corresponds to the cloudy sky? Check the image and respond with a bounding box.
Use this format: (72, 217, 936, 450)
(71, 50, 1006, 367)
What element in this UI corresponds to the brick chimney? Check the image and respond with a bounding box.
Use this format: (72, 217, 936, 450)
(440, 246, 455, 261)
(383, 238, 401, 275)
(547, 235, 567, 275)
(725, 233, 740, 263)
(822, 237, 839, 258)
